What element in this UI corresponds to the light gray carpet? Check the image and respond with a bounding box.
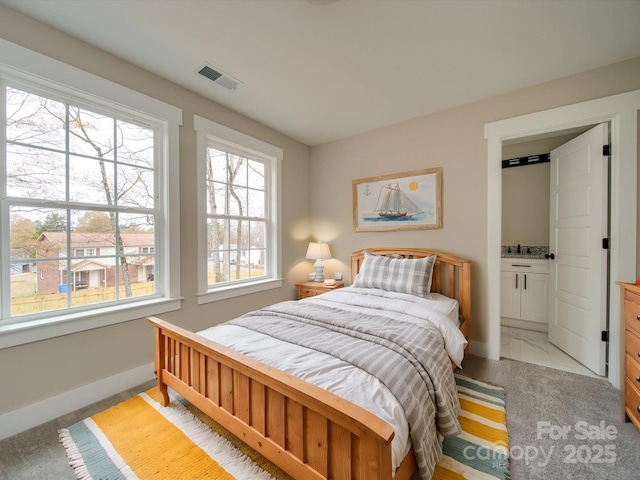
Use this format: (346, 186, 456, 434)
(0, 379, 156, 480)
(460, 355, 640, 480)
(1, 357, 639, 479)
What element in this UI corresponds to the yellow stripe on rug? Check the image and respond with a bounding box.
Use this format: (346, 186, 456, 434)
(91, 394, 233, 479)
(459, 397, 506, 425)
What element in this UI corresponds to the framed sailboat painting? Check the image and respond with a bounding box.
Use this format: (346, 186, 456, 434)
(352, 167, 442, 232)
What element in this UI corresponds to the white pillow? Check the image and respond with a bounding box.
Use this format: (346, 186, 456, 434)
(420, 293, 460, 326)
(352, 251, 436, 297)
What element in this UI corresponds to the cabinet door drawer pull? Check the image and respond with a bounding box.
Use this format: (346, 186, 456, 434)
(637, 376, 640, 382)
(638, 406, 640, 413)
(637, 315, 640, 321)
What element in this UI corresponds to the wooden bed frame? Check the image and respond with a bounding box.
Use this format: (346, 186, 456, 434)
(149, 247, 471, 480)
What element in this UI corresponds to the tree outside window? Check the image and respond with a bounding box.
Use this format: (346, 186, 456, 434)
(206, 148, 266, 286)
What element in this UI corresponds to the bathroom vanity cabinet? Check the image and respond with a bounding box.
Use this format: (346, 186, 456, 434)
(501, 259, 549, 327)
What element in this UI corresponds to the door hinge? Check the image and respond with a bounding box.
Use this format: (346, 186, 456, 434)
(601, 330, 609, 342)
(603, 144, 610, 156)
(602, 238, 610, 250)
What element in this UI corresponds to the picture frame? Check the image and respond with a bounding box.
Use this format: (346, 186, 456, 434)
(352, 167, 442, 232)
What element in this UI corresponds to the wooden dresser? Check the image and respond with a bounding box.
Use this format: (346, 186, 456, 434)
(619, 282, 640, 432)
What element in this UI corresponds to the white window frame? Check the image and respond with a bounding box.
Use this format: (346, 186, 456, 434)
(194, 115, 282, 303)
(0, 40, 182, 349)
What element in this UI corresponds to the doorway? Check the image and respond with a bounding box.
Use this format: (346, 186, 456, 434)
(485, 89, 640, 389)
(499, 127, 605, 376)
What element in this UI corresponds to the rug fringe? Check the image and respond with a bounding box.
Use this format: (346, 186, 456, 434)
(58, 428, 93, 480)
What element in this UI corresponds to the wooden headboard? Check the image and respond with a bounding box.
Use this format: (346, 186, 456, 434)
(349, 247, 472, 342)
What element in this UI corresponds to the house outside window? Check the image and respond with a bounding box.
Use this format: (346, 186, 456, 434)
(0, 40, 181, 348)
(194, 116, 282, 303)
(35, 232, 155, 293)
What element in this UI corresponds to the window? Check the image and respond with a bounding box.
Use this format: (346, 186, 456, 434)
(194, 116, 282, 303)
(0, 40, 182, 348)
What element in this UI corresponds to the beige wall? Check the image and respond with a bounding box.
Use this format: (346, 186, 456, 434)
(502, 163, 550, 246)
(501, 133, 580, 246)
(0, 7, 311, 414)
(310, 57, 640, 348)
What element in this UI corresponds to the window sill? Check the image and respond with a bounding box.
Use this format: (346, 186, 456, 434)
(0, 297, 183, 350)
(196, 278, 283, 304)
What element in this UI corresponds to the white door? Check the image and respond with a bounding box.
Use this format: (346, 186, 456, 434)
(548, 123, 608, 376)
(89, 270, 100, 288)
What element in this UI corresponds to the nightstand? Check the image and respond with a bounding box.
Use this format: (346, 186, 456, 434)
(296, 281, 344, 299)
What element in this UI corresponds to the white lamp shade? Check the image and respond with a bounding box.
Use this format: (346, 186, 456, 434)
(305, 242, 331, 260)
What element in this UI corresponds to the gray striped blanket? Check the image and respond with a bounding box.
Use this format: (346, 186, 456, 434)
(228, 299, 461, 479)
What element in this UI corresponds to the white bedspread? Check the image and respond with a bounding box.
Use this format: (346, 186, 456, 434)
(197, 286, 466, 474)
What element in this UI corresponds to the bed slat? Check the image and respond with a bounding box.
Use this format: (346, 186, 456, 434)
(448, 263, 455, 297)
(251, 379, 266, 435)
(305, 410, 328, 476)
(220, 364, 234, 413)
(266, 388, 286, 448)
(234, 372, 251, 423)
(433, 261, 441, 293)
(191, 350, 201, 391)
(329, 422, 351, 480)
(205, 357, 220, 405)
(286, 398, 304, 458)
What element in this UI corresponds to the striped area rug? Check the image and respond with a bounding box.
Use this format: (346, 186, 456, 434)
(59, 375, 508, 480)
(433, 374, 510, 480)
(59, 388, 289, 480)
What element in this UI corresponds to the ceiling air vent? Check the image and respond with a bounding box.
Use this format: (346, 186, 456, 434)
(197, 63, 243, 91)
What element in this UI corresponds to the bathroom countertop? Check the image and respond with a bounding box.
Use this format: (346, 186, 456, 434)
(501, 253, 547, 260)
(501, 245, 549, 260)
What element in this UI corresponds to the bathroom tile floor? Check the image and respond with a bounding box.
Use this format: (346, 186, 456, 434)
(500, 325, 602, 378)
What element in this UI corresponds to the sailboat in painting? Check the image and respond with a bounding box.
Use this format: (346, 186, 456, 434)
(375, 183, 423, 218)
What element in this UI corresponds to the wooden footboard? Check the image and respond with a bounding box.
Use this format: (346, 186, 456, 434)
(149, 316, 407, 480)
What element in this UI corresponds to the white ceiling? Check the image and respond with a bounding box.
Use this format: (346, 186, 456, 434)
(3, 0, 640, 146)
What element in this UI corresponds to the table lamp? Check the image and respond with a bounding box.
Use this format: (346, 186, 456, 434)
(305, 242, 331, 282)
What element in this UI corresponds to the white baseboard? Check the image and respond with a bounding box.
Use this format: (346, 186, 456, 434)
(0, 362, 155, 441)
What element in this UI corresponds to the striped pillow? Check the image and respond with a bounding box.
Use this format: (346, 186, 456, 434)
(353, 251, 436, 297)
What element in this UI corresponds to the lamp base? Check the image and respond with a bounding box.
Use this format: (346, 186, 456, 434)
(313, 259, 325, 282)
